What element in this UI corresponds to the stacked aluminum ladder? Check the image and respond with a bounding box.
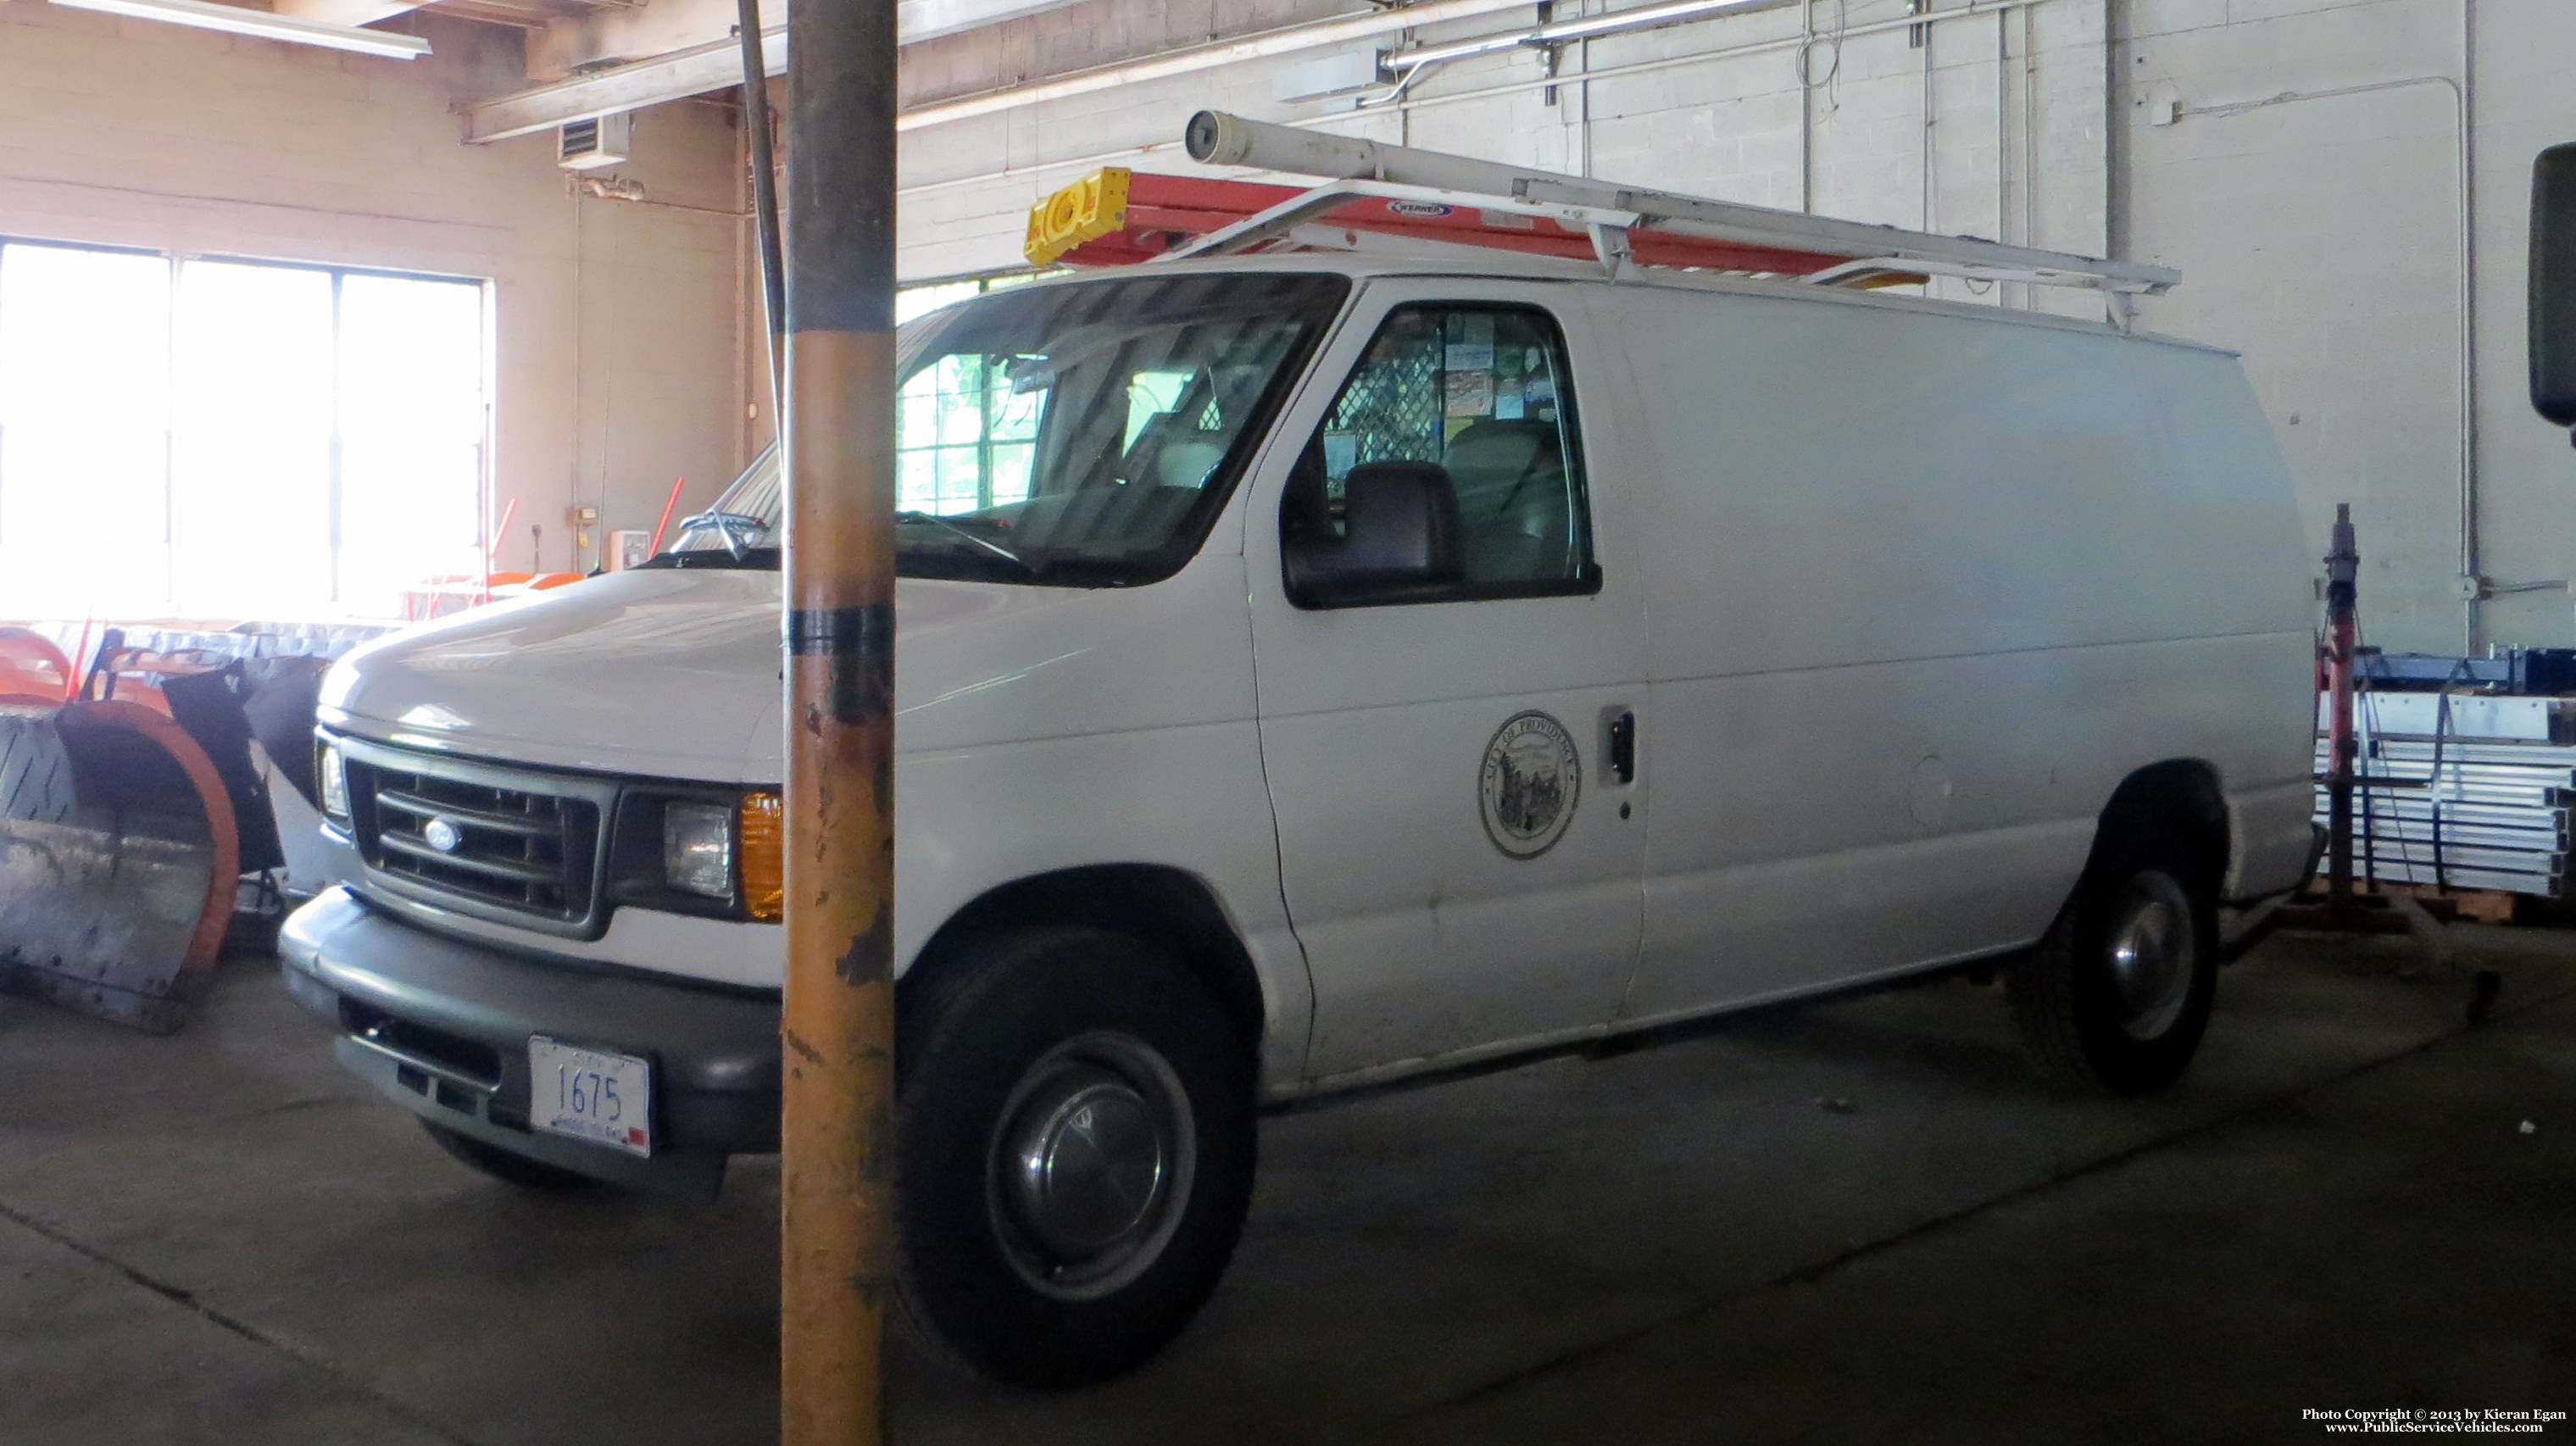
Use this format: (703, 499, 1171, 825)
(2313, 690, 2576, 898)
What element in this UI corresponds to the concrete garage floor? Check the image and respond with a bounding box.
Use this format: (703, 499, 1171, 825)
(3, 930, 2570, 1445)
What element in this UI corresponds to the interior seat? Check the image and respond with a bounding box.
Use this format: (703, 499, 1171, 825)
(1443, 419, 1572, 582)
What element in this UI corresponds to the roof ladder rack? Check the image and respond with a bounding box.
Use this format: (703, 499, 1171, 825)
(1152, 111, 2178, 324)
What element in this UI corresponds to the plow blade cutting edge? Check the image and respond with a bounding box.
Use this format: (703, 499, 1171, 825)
(0, 700, 240, 1032)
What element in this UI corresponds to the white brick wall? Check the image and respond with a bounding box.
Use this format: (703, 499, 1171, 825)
(2118, 0, 2576, 653)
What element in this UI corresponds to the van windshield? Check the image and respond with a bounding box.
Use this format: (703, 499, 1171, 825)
(654, 271, 1349, 586)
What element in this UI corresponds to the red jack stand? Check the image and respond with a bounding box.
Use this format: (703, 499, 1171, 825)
(2242, 504, 2459, 976)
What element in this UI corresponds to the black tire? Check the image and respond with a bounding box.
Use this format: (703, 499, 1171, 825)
(421, 1121, 606, 1193)
(2007, 826, 2219, 1095)
(895, 926, 1255, 1390)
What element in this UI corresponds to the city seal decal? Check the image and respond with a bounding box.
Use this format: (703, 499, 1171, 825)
(1479, 710, 1581, 859)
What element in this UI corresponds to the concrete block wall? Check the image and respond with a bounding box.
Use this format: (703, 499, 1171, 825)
(2118, 0, 2576, 655)
(0, 2, 751, 592)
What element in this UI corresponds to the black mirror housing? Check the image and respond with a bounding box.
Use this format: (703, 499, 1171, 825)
(1284, 460, 1463, 606)
(2530, 142, 2576, 428)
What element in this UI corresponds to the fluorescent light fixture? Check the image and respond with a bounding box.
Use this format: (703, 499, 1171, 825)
(49, 0, 431, 59)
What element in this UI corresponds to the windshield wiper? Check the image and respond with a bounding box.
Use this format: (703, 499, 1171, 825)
(676, 510, 770, 561)
(896, 511, 1035, 573)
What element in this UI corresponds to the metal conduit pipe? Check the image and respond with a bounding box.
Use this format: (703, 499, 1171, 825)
(2022, 2, 2037, 298)
(887, 0, 1547, 133)
(1385, 0, 1796, 74)
(1797, 0, 1814, 212)
(1328, 0, 2044, 126)
(1920, 3, 1935, 234)
(469, 0, 1546, 142)
(1995, 9, 2006, 258)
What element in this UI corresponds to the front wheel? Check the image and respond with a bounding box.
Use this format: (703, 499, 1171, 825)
(896, 926, 1255, 1389)
(2007, 832, 2218, 1095)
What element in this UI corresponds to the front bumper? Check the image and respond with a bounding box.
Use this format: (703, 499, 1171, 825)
(279, 886, 780, 1202)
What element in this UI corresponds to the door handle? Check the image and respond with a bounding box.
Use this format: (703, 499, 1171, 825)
(1607, 709, 1636, 785)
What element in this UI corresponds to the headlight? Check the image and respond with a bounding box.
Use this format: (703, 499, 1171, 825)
(318, 742, 350, 822)
(663, 801, 735, 898)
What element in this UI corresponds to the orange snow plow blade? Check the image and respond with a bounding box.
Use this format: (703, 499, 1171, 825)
(0, 698, 240, 1032)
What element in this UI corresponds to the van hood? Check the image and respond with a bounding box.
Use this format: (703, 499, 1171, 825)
(317, 567, 1116, 782)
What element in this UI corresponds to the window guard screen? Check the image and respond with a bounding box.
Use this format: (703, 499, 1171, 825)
(1289, 303, 1594, 601)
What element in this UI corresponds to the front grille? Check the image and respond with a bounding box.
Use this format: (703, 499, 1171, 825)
(342, 745, 607, 933)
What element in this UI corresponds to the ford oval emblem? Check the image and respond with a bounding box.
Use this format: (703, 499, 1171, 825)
(423, 817, 464, 854)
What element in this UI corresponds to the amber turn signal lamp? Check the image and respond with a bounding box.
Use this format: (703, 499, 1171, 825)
(740, 790, 785, 921)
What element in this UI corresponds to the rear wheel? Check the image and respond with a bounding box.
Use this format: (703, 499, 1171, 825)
(896, 926, 1255, 1390)
(420, 1121, 604, 1192)
(2008, 828, 2218, 1095)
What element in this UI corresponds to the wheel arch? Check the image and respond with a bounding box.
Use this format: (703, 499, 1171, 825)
(905, 864, 1268, 1051)
(2092, 758, 2232, 890)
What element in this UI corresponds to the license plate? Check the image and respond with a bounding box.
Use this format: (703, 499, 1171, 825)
(528, 1036, 653, 1157)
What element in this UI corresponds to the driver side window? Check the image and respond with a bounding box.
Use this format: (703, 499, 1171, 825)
(1283, 303, 1594, 602)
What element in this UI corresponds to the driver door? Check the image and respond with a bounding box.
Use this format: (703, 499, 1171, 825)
(1243, 281, 1649, 1082)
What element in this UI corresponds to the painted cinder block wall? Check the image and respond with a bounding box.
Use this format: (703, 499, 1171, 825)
(0, 2, 751, 584)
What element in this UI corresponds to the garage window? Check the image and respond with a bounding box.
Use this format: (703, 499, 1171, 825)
(893, 270, 1048, 515)
(896, 353, 1040, 514)
(0, 240, 487, 620)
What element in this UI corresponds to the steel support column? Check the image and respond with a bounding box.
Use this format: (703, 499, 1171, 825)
(778, 0, 898, 1431)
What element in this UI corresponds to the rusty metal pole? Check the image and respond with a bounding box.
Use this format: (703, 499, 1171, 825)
(778, 0, 897, 1429)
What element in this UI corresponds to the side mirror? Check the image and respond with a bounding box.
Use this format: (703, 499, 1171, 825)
(1283, 460, 1463, 606)
(2531, 142, 2576, 429)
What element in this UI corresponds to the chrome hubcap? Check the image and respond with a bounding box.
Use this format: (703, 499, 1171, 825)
(2106, 876, 2195, 1041)
(989, 1032, 1193, 1300)
(1006, 1067, 1164, 1255)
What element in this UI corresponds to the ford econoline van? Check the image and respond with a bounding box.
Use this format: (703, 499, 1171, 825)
(281, 248, 2316, 1388)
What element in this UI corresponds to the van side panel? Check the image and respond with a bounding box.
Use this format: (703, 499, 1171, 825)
(2147, 340, 2323, 900)
(1590, 283, 2312, 1023)
(1625, 634, 2307, 1019)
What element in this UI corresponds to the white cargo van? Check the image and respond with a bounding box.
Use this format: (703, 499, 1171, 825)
(281, 159, 2316, 1387)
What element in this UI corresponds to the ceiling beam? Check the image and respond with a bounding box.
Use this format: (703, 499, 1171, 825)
(474, 30, 780, 142)
(486, 0, 1101, 142)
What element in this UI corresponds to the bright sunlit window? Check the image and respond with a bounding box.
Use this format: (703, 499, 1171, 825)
(893, 270, 1049, 515)
(0, 240, 487, 620)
